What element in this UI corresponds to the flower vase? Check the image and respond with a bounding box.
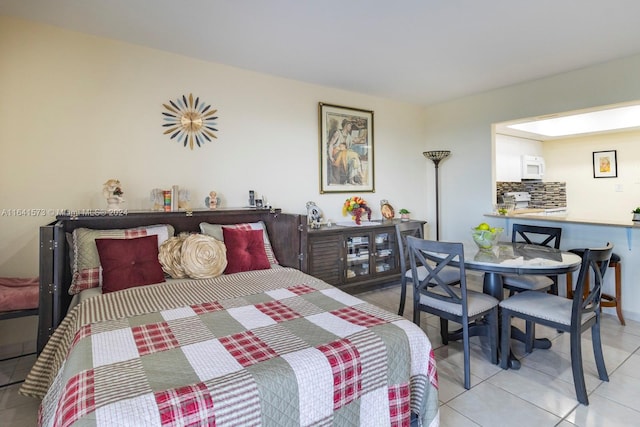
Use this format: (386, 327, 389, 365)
(633, 213, 640, 221)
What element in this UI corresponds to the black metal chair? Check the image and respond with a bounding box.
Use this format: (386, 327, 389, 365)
(499, 243, 613, 405)
(395, 222, 460, 316)
(502, 224, 562, 295)
(406, 236, 499, 389)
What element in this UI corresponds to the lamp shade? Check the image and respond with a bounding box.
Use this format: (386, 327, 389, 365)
(423, 150, 451, 165)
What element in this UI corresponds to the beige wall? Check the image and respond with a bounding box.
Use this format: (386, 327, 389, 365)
(0, 16, 429, 277)
(543, 130, 640, 221)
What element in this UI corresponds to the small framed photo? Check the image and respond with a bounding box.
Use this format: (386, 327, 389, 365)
(318, 103, 374, 193)
(593, 150, 618, 178)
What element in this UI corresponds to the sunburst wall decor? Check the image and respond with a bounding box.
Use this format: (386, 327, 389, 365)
(162, 93, 218, 149)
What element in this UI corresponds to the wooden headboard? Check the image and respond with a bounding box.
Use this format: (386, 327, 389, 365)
(37, 208, 306, 353)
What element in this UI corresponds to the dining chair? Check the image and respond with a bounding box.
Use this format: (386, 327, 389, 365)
(502, 224, 562, 296)
(406, 236, 499, 389)
(395, 222, 460, 316)
(499, 243, 613, 405)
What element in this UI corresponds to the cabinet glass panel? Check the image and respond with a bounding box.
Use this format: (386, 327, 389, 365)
(346, 234, 370, 278)
(374, 232, 396, 273)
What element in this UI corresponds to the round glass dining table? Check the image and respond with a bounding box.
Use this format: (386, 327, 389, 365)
(463, 242, 582, 299)
(426, 241, 582, 368)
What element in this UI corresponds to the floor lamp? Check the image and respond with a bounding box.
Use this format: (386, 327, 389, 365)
(423, 150, 451, 240)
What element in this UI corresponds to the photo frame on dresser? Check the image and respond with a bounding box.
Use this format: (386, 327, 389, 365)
(593, 150, 617, 178)
(318, 103, 374, 193)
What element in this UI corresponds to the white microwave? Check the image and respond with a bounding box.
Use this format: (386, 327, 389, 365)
(521, 155, 545, 180)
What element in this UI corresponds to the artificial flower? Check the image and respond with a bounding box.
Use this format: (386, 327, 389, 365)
(342, 196, 372, 225)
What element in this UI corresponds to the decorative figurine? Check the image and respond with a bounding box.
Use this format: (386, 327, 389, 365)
(103, 179, 124, 209)
(209, 191, 218, 209)
(205, 191, 219, 209)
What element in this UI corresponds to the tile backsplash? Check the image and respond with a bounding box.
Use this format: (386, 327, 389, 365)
(496, 181, 566, 209)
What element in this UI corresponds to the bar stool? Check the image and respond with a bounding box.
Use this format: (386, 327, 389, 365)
(566, 250, 624, 325)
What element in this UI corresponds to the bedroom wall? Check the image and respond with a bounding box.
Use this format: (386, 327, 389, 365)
(0, 16, 428, 278)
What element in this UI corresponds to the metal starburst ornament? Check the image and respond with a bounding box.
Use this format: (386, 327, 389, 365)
(162, 93, 218, 149)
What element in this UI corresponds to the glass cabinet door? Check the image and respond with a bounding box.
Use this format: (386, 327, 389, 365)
(374, 231, 396, 273)
(346, 234, 370, 279)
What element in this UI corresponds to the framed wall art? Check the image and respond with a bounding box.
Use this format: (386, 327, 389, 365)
(593, 150, 617, 178)
(318, 102, 374, 193)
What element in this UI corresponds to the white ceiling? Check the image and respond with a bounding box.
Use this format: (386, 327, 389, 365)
(3, 0, 640, 107)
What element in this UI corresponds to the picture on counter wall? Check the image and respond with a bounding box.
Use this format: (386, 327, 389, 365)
(593, 150, 618, 178)
(318, 103, 374, 193)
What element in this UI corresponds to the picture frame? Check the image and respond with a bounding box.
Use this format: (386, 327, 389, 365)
(318, 102, 374, 193)
(593, 150, 618, 178)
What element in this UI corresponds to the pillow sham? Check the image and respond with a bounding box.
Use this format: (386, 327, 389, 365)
(199, 221, 278, 264)
(222, 227, 271, 274)
(69, 224, 174, 295)
(95, 235, 166, 293)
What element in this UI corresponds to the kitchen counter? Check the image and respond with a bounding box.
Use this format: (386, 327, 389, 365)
(485, 210, 640, 252)
(484, 210, 640, 323)
(486, 210, 640, 228)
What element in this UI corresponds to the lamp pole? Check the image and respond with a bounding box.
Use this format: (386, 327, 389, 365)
(423, 150, 451, 240)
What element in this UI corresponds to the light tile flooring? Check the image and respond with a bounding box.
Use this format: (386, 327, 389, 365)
(2, 274, 640, 426)
(358, 273, 640, 427)
(1, 339, 39, 426)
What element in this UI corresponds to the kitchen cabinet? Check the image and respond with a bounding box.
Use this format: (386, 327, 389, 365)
(495, 134, 543, 182)
(305, 220, 425, 293)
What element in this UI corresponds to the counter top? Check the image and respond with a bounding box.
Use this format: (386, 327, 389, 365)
(485, 211, 640, 228)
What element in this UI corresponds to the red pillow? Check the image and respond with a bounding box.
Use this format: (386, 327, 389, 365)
(95, 235, 166, 293)
(222, 228, 271, 274)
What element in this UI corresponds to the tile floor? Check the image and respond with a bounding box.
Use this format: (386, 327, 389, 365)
(1, 339, 39, 426)
(2, 274, 639, 426)
(358, 273, 640, 427)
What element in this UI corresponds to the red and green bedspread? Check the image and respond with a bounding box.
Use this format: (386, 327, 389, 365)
(21, 268, 439, 426)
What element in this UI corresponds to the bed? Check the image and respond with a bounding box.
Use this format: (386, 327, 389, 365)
(21, 209, 439, 426)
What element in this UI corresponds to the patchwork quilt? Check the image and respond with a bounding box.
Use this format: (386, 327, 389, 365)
(21, 268, 439, 427)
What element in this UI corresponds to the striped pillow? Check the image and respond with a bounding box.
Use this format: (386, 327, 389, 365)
(69, 225, 174, 295)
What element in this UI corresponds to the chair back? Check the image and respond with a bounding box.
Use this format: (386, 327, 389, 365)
(572, 243, 614, 323)
(512, 224, 562, 248)
(406, 236, 468, 315)
(395, 222, 424, 274)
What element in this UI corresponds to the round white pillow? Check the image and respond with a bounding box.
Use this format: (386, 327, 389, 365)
(180, 234, 227, 279)
(158, 236, 188, 279)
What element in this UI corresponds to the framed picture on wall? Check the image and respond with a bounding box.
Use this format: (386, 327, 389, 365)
(318, 103, 374, 193)
(593, 150, 618, 178)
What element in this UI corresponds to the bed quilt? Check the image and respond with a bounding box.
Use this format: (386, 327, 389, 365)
(21, 268, 439, 427)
